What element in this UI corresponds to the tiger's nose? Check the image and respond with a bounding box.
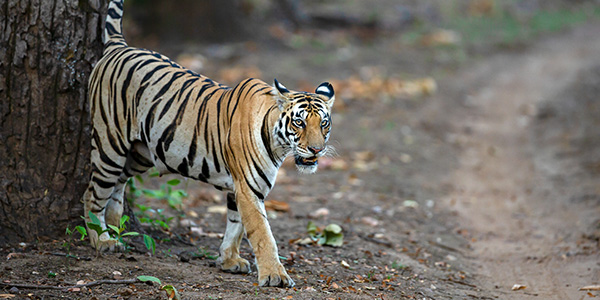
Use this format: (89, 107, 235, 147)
(308, 146, 324, 154)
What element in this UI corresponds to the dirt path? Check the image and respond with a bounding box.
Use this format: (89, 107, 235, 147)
(440, 23, 600, 299)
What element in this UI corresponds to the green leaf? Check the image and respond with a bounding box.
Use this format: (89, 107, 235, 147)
(143, 234, 156, 255)
(48, 272, 57, 278)
(75, 226, 88, 240)
(137, 275, 161, 285)
(149, 169, 160, 177)
(120, 215, 130, 228)
(65, 226, 73, 235)
(86, 223, 108, 236)
(161, 284, 181, 300)
(136, 204, 150, 212)
(323, 224, 344, 247)
(107, 224, 121, 235)
(122, 231, 140, 237)
(135, 174, 144, 184)
(316, 236, 327, 245)
(142, 189, 165, 199)
(324, 223, 342, 234)
(306, 221, 318, 236)
(166, 179, 181, 186)
(88, 211, 102, 226)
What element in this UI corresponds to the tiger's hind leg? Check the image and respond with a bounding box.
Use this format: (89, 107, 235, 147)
(105, 142, 154, 228)
(83, 142, 128, 252)
(84, 141, 153, 252)
(217, 193, 251, 274)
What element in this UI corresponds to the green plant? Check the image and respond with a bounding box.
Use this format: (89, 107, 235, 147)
(162, 248, 174, 258)
(136, 204, 173, 231)
(194, 247, 218, 260)
(391, 260, 407, 270)
(142, 179, 187, 212)
(107, 215, 140, 251)
(307, 221, 344, 247)
(138, 276, 181, 300)
(127, 173, 188, 232)
(84, 211, 140, 253)
(143, 234, 156, 255)
(64, 225, 87, 256)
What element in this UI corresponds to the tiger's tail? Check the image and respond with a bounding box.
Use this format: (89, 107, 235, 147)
(103, 0, 127, 49)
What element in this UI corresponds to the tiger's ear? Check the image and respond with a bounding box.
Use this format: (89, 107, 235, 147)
(273, 78, 292, 110)
(315, 82, 335, 108)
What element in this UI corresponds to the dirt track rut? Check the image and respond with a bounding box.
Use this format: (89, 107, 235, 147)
(439, 23, 600, 299)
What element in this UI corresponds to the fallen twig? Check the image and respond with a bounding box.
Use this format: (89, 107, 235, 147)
(358, 233, 394, 248)
(46, 252, 92, 261)
(444, 278, 477, 288)
(0, 278, 138, 290)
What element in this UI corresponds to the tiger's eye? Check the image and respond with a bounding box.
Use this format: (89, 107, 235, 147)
(293, 119, 305, 128)
(321, 119, 329, 128)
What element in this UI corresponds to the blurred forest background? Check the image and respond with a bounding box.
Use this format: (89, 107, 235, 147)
(123, 0, 600, 86)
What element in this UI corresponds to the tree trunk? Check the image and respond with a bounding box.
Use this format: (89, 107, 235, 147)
(0, 0, 107, 244)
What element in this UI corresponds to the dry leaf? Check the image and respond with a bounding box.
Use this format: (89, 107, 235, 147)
(511, 284, 527, 291)
(0, 295, 16, 299)
(309, 207, 330, 219)
(420, 29, 461, 47)
(340, 260, 350, 269)
(580, 285, 600, 291)
(361, 216, 379, 227)
(6, 253, 24, 260)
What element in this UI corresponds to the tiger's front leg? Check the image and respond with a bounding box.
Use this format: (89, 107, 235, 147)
(235, 187, 294, 287)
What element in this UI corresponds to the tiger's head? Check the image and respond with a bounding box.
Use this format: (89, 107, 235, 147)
(273, 79, 335, 174)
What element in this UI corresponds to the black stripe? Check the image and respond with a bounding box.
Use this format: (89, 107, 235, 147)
(92, 176, 115, 189)
(94, 134, 123, 170)
(106, 130, 126, 157)
(93, 163, 121, 177)
(245, 177, 265, 200)
(228, 79, 254, 124)
(107, 7, 120, 19)
(201, 157, 210, 179)
(250, 152, 272, 189)
(178, 158, 189, 177)
(144, 100, 162, 143)
(261, 106, 278, 165)
(105, 23, 118, 36)
(211, 134, 221, 173)
(131, 151, 153, 167)
(227, 193, 238, 212)
(251, 86, 272, 97)
(187, 127, 198, 167)
(154, 72, 185, 100)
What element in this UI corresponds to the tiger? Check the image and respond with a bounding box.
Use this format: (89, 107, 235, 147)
(82, 0, 335, 288)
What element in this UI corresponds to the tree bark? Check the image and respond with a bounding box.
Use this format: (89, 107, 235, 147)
(0, 0, 107, 244)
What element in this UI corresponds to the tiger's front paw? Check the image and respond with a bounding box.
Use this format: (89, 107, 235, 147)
(258, 263, 295, 288)
(218, 257, 251, 274)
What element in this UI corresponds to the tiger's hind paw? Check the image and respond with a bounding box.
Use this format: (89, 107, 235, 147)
(90, 232, 125, 252)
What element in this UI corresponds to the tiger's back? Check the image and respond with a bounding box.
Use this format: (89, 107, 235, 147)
(89, 43, 247, 191)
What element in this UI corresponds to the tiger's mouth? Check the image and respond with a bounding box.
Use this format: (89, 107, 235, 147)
(295, 155, 318, 166)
